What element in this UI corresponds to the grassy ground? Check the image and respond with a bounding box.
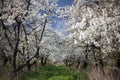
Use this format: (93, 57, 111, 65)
(19, 65, 88, 80)
(0, 61, 11, 80)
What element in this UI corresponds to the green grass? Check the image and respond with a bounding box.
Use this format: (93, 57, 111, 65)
(20, 66, 88, 80)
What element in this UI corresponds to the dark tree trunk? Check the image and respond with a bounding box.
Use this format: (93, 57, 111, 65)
(43, 58, 47, 65)
(41, 57, 44, 66)
(26, 61, 31, 71)
(76, 60, 80, 68)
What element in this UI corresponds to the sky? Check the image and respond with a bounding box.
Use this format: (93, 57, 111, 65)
(51, 0, 73, 35)
(58, 0, 73, 6)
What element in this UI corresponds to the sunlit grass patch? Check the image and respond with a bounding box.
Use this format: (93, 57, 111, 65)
(20, 65, 88, 80)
